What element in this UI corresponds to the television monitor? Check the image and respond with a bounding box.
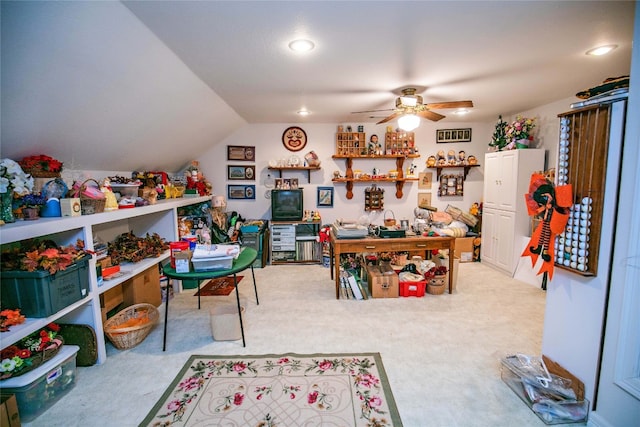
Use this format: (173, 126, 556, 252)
(271, 189, 303, 221)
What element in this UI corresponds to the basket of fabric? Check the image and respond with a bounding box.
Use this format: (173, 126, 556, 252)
(69, 179, 106, 215)
(103, 303, 159, 350)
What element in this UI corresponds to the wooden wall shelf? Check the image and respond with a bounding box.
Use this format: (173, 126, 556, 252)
(331, 154, 420, 199)
(428, 164, 480, 180)
(267, 166, 321, 183)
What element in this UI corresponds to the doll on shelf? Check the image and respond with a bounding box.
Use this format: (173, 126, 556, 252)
(100, 177, 119, 211)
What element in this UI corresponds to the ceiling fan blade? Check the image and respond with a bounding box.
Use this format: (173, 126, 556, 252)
(418, 110, 446, 122)
(424, 100, 474, 110)
(377, 112, 403, 125)
(351, 108, 394, 114)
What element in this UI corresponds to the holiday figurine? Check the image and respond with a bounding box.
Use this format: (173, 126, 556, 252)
(522, 173, 572, 280)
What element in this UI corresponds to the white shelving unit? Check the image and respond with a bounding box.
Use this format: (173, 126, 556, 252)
(0, 195, 211, 364)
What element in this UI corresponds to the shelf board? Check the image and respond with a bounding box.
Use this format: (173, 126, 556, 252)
(332, 154, 420, 159)
(267, 166, 321, 183)
(428, 164, 480, 180)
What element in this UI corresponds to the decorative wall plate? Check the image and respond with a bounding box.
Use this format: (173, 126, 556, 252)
(282, 126, 307, 152)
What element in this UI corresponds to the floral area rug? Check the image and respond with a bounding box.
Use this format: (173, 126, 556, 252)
(140, 353, 402, 426)
(193, 276, 243, 296)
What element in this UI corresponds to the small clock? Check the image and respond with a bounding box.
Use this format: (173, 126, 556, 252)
(282, 126, 307, 152)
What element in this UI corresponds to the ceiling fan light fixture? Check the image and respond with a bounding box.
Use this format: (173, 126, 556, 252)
(297, 109, 310, 116)
(398, 114, 420, 131)
(586, 44, 618, 56)
(288, 39, 315, 52)
(400, 96, 418, 107)
(453, 109, 470, 115)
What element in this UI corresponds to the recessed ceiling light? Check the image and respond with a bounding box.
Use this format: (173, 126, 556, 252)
(289, 39, 315, 52)
(297, 109, 310, 116)
(453, 109, 470, 115)
(586, 44, 618, 56)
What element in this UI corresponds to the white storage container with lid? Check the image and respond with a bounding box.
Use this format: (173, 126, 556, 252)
(0, 345, 79, 422)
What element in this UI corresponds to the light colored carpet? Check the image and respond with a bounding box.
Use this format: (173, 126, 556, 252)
(23, 262, 550, 427)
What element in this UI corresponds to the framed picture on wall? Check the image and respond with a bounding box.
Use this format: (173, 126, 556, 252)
(227, 165, 255, 180)
(227, 184, 256, 200)
(436, 128, 472, 143)
(418, 192, 432, 208)
(418, 172, 433, 189)
(317, 187, 334, 207)
(227, 145, 255, 161)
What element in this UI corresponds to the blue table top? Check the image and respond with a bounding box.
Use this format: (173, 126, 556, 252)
(162, 247, 258, 280)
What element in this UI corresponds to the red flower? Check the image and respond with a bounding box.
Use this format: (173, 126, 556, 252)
(1, 346, 19, 359)
(233, 392, 244, 406)
(308, 391, 318, 404)
(18, 349, 31, 358)
(47, 323, 60, 332)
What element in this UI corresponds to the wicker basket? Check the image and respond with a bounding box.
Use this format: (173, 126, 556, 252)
(70, 178, 106, 215)
(104, 303, 159, 350)
(427, 275, 446, 295)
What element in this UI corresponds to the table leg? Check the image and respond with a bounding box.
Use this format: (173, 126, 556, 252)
(163, 278, 171, 351)
(234, 273, 246, 347)
(448, 241, 454, 294)
(333, 247, 341, 299)
(250, 265, 259, 305)
(197, 280, 202, 310)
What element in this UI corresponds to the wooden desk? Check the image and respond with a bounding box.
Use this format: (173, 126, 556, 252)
(162, 248, 259, 350)
(329, 230, 455, 298)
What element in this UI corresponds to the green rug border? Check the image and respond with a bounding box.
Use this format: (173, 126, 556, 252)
(139, 352, 403, 426)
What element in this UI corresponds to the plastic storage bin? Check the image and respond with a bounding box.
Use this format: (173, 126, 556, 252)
(0, 345, 79, 422)
(192, 256, 234, 272)
(399, 280, 427, 297)
(210, 304, 245, 341)
(0, 256, 90, 317)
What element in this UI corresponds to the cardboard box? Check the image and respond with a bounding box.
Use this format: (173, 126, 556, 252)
(100, 284, 124, 312)
(365, 265, 398, 298)
(0, 394, 21, 427)
(454, 237, 475, 262)
(122, 265, 161, 307)
(60, 197, 81, 217)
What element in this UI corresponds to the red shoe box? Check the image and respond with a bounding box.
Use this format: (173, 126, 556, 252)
(399, 280, 426, 297)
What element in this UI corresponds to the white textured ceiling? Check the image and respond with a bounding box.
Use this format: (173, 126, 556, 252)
(124, 0, 635, 124)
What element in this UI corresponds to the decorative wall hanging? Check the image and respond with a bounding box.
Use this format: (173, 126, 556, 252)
(522, 173, 572, 282)
(317, 187, 334, 207)
(227, 145, 255, 161)
(418, 192, 432, 208)
(282, 126, 307, 152)
(227, 165, 255, 181)
(418, 172, 433, 189)
(227, 184, 256, 200)
(275, 178, 298, 190)
(436, 128, 472, 143)
(438, 174, 463, 196)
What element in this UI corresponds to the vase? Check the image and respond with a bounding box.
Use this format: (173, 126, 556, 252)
(0, 191, 15, 223)
(516, 139, 530, 149)
(22, 207, 40, 220)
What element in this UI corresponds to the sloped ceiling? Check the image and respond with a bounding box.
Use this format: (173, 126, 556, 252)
(0, 1, 635, 172)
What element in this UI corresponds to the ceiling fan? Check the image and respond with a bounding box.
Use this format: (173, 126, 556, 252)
(352, 87, 474, 126)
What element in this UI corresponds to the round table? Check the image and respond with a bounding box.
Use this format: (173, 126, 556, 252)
(161, 247, 258, 349)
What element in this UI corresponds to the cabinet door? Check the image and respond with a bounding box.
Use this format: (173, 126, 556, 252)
(484, 151, 518, 211)
(480, 209, 498, 264)
(481, 208, 516, 274)
(494, 210, 516, 273)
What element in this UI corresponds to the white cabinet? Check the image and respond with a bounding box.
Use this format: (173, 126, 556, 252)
(481, 149, 544, 275)
(0, 196, 211, 363)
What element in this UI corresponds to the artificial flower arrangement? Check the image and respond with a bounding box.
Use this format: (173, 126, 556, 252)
(18, 154, 63, 177)
(506, 115, 536, 148)
(20, 193, 46, 209)
(0, 322, 63, 379)
(0, 239, 89, 275)
(0, 309, 26, 332)
(0, 158, 34, 196)
(424, 265, 448, 280)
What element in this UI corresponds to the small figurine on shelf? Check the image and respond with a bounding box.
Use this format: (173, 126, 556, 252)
(447, 150, 457, 165)
(313, 211, 321, 221)
(458, 150, 466, 165)
(437, 150, 447, 166)
(100, 178, 119, 211)
(426, 156, 437, 167)
(302, 210, 311, 221)
(467, 155, 478, 166)
(470, 202, 480, 217)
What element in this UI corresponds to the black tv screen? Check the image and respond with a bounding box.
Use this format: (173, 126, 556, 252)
(271, 189, 303, 221)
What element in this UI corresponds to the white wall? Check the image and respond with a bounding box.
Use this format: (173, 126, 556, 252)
(197, 121, 492, 226)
